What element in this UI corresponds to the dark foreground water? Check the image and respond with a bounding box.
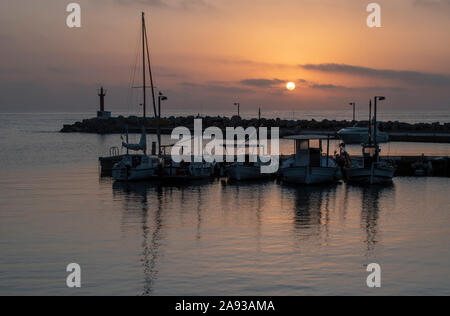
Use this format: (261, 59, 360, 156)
(0, 113, 449, 295)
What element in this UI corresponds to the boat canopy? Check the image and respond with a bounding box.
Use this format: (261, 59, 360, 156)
(122, 128, 147, 152)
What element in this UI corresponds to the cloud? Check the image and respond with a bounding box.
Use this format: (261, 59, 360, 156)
(179, 81, 252, 94)
(239, 78, 284, 88)
(297, 78, 405, 92)
(113, 0, 215, 10)
(236, 76, 406, 93)
(413, 0, 450, 8)
(300, 63, 450, 86)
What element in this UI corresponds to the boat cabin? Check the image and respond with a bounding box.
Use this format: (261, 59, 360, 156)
(284, 135, 333, 168)
(362, 144, 381, 168)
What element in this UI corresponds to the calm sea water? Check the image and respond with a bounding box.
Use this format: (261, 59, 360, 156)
(0, 113, 449, 295)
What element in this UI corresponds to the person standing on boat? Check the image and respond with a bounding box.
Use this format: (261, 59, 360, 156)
(336, 143, 351, 169)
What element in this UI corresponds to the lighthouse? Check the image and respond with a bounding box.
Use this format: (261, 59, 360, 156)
(97, 86, 111, 119)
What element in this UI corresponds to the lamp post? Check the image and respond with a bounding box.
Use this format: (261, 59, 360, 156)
(373, 96, 386, 146)
(349, 102, 356, 122)
(234, 102, 240, 118)
(157, 92, 168, 156)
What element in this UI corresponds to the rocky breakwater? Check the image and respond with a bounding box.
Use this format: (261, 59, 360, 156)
(61, 115, 450, 138)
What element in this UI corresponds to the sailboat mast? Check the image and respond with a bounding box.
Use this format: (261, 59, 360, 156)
(143, 21, 157, 120)
(368, 99, 372, 145)
(374, 97, 378, 147)
(141, 12, 147, 120)
(142, 13, 159, 155)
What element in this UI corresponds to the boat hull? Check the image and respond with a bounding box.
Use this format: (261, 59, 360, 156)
(112, 167, 158, 182)
(280, 166, 338, 184)
(160, 164, 213, 181)
(227, 166, 273, 181)
(345, 167, 395, 185)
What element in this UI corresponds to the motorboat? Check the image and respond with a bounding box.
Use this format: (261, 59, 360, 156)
(112, 128, 161, 181)
(160, 158, 215, 181)
(227, 157, 275, 181)
(338, 126, 389, 144)
(280, 135, 340, 184)
(112, 154, 160, 181)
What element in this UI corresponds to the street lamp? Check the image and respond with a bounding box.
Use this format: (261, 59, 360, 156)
(158, 92, 168, 118)
(234, 102, 240, 118)
(157, 92, 168, 156)
(349, 102, 356, 122)
(373, 96, 386, 145)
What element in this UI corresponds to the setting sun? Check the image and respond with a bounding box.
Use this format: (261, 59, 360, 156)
(286, 82, 296, 91)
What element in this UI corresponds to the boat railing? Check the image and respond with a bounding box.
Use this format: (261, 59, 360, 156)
(109, 146, 120, 157)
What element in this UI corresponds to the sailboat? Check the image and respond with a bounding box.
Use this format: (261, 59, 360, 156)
(343, 97, 396, 185)
(280, 135, 340, 184)
(112, 13, 161, 182)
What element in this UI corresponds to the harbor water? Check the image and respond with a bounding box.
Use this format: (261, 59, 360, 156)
(0, 113, 449, 295)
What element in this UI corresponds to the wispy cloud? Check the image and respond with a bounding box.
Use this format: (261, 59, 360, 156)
(297, 78, 405, 92)
(113, 0, 215, 10)
(300, 63, 450, 86)
(179, 81, 252, 94)
(240, 78, 285, 88)
(413, 0, 450, 9)
(237, 76, 406, 92)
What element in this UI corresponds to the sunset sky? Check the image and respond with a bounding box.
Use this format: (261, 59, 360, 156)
(0, 0, 449, 113)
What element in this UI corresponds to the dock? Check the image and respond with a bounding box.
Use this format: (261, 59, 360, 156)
(100, 154, 450, 178)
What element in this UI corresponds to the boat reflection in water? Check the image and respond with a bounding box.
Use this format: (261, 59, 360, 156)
(280, 182, 396, 258)
(359, 184, 396, 258)
(111, 178, 398, 295)
(112, 181, 164, 296)
(112, 180, 215, 295)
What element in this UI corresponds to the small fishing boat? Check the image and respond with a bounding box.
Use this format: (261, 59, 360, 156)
(344, 144, 396, 184)
(160, 158, 215, 181)
(280, 135, 340, 184)
(343, 97, 396, 185)
(227, 157, 275, 181)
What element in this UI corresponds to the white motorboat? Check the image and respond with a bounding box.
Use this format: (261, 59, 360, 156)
(160, 158, 214, 181)
(112, 154, 160, 181)
(112, 128, 161, 181)
(280, 135, 340, 185)
(338, 126, 389, 144)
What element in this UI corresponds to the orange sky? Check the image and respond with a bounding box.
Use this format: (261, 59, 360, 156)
(0, 0, 449, 113)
